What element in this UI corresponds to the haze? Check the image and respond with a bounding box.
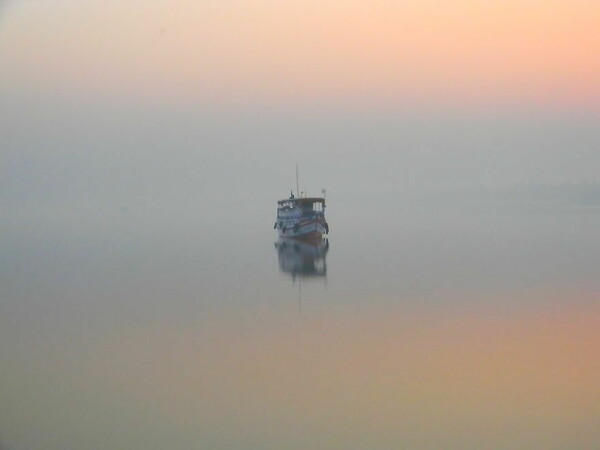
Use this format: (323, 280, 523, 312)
(2, 2, 600, 449)
(2, 0, 599, 220)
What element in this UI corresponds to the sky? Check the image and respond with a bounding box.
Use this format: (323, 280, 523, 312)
(1, 0, 600, 215)
(2, 0, 600, 107)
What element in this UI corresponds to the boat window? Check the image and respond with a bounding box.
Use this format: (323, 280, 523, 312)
(278, 201, 296, 210)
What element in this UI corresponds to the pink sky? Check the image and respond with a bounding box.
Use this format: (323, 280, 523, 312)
(2, 0, 599, 108)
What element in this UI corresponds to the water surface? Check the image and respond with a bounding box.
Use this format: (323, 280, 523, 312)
(1, 197, 599, 449)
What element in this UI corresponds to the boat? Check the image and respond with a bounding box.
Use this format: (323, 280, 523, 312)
(274, 192, 329, 241)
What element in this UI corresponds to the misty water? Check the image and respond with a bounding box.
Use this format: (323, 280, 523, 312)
(2, 192, 599, 449)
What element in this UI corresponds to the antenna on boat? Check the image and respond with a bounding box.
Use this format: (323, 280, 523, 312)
(295, 164, 300, 198)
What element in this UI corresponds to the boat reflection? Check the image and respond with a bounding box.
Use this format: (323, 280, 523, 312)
(274, 238, 329, 280)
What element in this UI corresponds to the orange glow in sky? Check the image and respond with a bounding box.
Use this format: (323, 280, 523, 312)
(2, 0, 599, 107)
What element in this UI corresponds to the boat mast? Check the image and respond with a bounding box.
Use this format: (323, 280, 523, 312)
(296, 164, 300, 198)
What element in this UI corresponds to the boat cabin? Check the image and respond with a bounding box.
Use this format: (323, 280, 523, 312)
(277, 197, 325, 217)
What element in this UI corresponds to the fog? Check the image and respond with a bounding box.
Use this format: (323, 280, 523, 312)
(2, 0, 599, 229)
(3, 2, 600, 449)
(3, 98, 599, 221)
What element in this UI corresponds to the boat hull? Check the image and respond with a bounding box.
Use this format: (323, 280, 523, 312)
(277, 217, 328, 241)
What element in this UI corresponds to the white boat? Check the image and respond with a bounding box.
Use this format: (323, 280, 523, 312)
(274, 193, 329, 241)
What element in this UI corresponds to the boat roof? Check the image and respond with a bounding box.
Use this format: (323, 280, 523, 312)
(277, 196, 325, 205)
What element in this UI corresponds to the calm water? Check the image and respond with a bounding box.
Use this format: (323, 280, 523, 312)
(2, 197, 599, 449)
